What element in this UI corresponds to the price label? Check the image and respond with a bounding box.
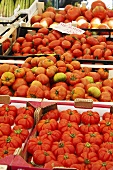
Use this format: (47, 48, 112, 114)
(108, 70, 113, 79)
(53, 22, 85, 35)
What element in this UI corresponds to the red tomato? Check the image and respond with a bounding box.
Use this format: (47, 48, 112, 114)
(27, 136, 52, 154)
(100, 118, 113, 133)
(0, 104, 17, 118)
(98, 147, 113, 161)
(80, 124, 100, 134)
(15, 114, 34, 129)
(91, 160, 113, 170)
(17, 106, 35, 117)
(16, 37, 25, 44)
(84, 132, 103, 145)
(0, 123, 11, 137)
(25, 33, 33, 42)
(41, 109, 59, 120)
(0, 146, 15, 158)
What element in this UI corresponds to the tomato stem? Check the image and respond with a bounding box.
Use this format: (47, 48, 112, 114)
(64, 154, 69, 160)
(6, 136, 11, 143)
(84, 159, 90, 164)
(102, 162, 106, 166)
(68, 123, 72, 127)
(106, 122, 111, 126)
(85, 142, 91, 148)
(14, 129, 22, 134)
(59, 142, 64, 148)
(70, 133, 75, 138)
(38, 141, 42, 145)
(4, 150, 8, 154)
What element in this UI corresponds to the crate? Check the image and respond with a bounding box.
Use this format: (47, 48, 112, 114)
(12, 100, 113, 169)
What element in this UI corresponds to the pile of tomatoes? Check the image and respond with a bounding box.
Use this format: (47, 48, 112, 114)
(27, 108, 113, 170)
(0, 104, 35, 159)
(12, 27, 113, 60)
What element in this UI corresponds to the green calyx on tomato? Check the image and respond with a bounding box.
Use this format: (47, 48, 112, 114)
(64, 154, 69, 160)
(38, 141, 42, 145)
(88, 111, 93, 116)
(55, 90, 59, 96)
(30, 94, 36, 98)
(69, 111, 73, 115)
(102, 162, 106, 166)
(44, 151, 49, 156)
(14, 129, 22, 134)
(108, 150, 112, 154)
(4, 150, 8, 154)
(59, 142, 64, 148)
(6, 136, 11, 143)
(84, 159, 90, 164)
(106, 122, 111, 126)
(88, 124, 91, 127)
(24, 115, 28, 119)
(70, 75, 77, 81)
(47, 131, 52, 135)
(68, 123, 72, 127)
(90, 133, 96, 137)
(5, 106, 9, 112)
(70, 133, 75, 138)
(45, 119, 50, 124)
(110, 132, 113, 137)
(85, 142, 91, 148)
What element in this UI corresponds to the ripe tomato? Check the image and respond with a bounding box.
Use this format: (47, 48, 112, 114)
(84, 132, 103, 145)
(25, 33, 33, 42)
(103, 130, 113, 142)
(51, 141, 75, 157)
(36, 119, 58, 132)
(0, 86, 13, 96)
(27, 136, 52, 154)
(78, 152, 98, 169)
(76, 142, 99, 156)
(0, 115, 14, 126)
(103, 112, 113, 120)
(50, 86, 67, 100)
(0, 146, 15, 158)
(0, 104, 17, 118)
(10, 125, 29, 142)
(100, 142, 113, 150)
(16, 37, 25, 44)
(15, 113, 34, 129)
(14, 68, 25, 78)
(44, 160, 62, 169)
(33, 150, 56, 165)
(17, 106, 35, 117)
(98, 147, 113, 161)
(91, 160, 113, 170)
(57, 153, 78, 167)
(12, 42, 21, 53)
(39, 129, 61, 142)
(100, 118, 113, 134)
(58, 119, 79, 133)
(59, 109, 81, 124)
(0, 123, 11, 137)
(80, 124, 100, 134)
(42, 109, 59, 120)
(61, 40, 71, 49)
(61, 129, 84, 145)
(81, 111, 100, 125)
(0, 135, 22, 148)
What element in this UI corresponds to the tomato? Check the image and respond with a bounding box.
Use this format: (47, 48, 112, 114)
(44, 160, 63, 169)
(17, 106, 35, 117)
(103, 112, 113, 120)
(0, 146, 15, 158)
(86, 36, 99, 46)
(36, 74, 49, 85)
(80, 124, 100, 134)
(36, 119, 58, 132)
(33, 150, 56, 165)
(91, 0, 106, 10)
(30, 48, 37, 54)
(16, 37, 25, 44)
(0, 86, 13, 96)
(100, 118, 113, 134)
(61, 129, 84, 146)
(98, 147, 113, 161)
(0, 135, 22, 148)
(33, 38, 42, 46)
(42, 38, 49, 46)
(15, 85, 29, 97)
(42, 109, 59, 121)
(10, 125, 29, 142)
(84, 132, 103, 145)
(22, 42, 33, 48)
(25, 33, 33, 42)
(21, 47, 31, 54)
(101, 142, 113, 150)
(78, 152, 98, 169)
(76, 142, 99, 156)
(50, 86, 67, 100)
(0, 104, 17, 118)
(49, 40, 61, 49)
(0, 123, 11, 137)
(12, 42, 21, 53)
(12, 78, 27, 91)
(67, 6, 81, 21)
(93, 49, 103, 59)
(98, 68, 108, 80)
(15, 113, 34, 129)
(91, 160, 113, 170)
(103, 130, 113, 143)
(27, 85, 44, 98)
(14, 68, 25, 78)
(58, 119, 79, 133)
(51, 141, 75, 156)
(39, 129, 61, 142)
(61, 40, 71, 49)
(92, 6, 107, 20)
(71, 87, 85, 100)
(0, 115, 14, 126)
(27, 136, 52, 154)
(1, 72, 15, 86)
(59, 109, 81, 124)
(81, 111, 100, 125)
(57, 153, 78, 167)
